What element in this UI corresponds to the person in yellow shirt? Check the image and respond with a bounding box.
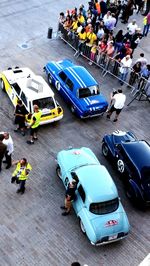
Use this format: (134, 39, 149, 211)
(85, 28, 97, 57)
(77, 12, 85, 25)
(11, 158, 32, 194)
(27, 105, 42, 144)
(86, 28, 97, 46)
(89, 42, 97, 65)
(74, 28, 87, 57)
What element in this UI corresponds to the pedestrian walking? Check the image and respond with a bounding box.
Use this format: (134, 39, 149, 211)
(27, 105, 42, 144)
(107, 89, 126, 122)
(61, 179, 77, 216)
(11, 158, 32, 194)
(0, 134, 7, 172)
(14, 99, 28, 136)
(2, 132, 14, 169)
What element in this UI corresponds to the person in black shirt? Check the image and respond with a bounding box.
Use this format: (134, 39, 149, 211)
(14, 100, 28, 136)
(61, 179, 77, 216)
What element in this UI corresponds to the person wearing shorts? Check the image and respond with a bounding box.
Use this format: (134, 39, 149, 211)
(107, 89, 126, 122)
(27, 105, 42, 144)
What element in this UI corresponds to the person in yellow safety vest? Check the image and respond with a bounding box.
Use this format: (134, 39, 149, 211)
(11, 158, 32, 194)
(27, 105, 42, 144)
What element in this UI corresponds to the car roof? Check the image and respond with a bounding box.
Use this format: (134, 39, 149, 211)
(64, 66, 98, 90)
(121, 141, 150, 173)
(76, 165, 118, 203)
(3, 67, 54, 100)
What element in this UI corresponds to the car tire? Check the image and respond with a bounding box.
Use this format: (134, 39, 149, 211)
(48, 74, 52, 85)
(70, 104, 75, 114)
(56, 165, 62, 179)
(55, 81, 60, 91)
(79, 218, 86, 234)
(102, 143, 110, 157)
(117, 159, 125, 173)
(0, 79, 5, 91)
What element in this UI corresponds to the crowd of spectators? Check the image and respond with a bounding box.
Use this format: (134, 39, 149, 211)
(58, 0, 150, 90)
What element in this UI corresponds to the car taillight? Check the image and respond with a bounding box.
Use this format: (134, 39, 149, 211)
(105, 220, 118, 227)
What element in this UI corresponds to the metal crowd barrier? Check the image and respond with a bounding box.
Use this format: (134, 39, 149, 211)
(56, 23, 150, 106)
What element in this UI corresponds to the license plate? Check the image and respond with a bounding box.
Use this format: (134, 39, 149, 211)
(109, 235, 117, 241)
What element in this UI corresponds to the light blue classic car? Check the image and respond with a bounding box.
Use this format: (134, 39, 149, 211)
(44, 59, 108, 118)
(56, 147, 130, 245)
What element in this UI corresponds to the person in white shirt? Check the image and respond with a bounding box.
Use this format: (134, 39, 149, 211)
(103, 11, 112, 26)
(2, 132, 14, 169)
(107, 89, 126, 122)
(127, 20, 138, 35)
(119, 55, 132, 85)
(135, 53, 148, 69)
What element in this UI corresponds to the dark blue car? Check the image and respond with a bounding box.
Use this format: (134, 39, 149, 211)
(102, 130, 150, 206)
(44, 59, 108, 118)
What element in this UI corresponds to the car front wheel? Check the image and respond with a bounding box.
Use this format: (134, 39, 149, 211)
(102, 143, 109, 157)
(48, 74, 52, 84)
(79, 219, 86, 234)
(0, 79, 5, 91)
(56, 165, 62, 179)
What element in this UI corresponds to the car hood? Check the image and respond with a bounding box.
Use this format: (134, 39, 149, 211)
(90, 207, 129, 238)
(79, 95, 108, 109)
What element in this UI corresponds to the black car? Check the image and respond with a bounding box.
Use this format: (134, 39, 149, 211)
(102, 130, 150, 206)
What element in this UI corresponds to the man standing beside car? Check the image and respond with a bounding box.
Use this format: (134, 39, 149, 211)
(2, 132, 14, 169)
(107, 89, 126, 122)
(0, 134, 7, 172)
(27, 105, 42, 144)
(61, 179, 77, 216)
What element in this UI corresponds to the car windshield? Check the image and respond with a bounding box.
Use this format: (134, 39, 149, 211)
(89, 198, 119, 215)
(33, 97, 55, 110)
(113, 135, 135, 144)
(78, 85, 100, 98)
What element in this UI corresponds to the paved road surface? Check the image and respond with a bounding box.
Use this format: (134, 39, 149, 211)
(0, 1, 149, 266)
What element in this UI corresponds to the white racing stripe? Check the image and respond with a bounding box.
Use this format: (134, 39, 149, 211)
(67, 68, 84, 88)
(70, 67, 87, 87)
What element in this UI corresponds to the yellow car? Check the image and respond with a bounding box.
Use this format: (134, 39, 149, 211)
(0, 67, 63, 125)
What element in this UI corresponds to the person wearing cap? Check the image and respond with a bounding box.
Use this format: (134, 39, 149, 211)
(27, 105, 42, 144)
(61, 179, 77, 216)
(119, 55, 132, 85)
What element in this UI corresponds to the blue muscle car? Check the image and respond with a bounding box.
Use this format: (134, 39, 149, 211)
(102, 130, 150, 206)
(56, 147, 130, 245)
(44, 59, 108, 118)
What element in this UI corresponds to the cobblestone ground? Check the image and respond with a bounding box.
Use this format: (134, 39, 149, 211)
(0, 1, 149, 266)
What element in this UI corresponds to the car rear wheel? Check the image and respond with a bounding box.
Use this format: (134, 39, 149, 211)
(0, 79, 5, 91)
(117, 159, 125, 173)
(56, 165, 62, 179)
(102, 143, 109, 157)
(48, 74, 52, 84)
(79, 219, 86, 234)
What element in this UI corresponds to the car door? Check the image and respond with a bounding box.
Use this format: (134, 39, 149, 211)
(56, 71, 67, 98)
(73, 183, 86, 215)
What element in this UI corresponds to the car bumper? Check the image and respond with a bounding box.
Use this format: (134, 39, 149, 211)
(91, 232, 129, 246)
(81, 111, 105, 119)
